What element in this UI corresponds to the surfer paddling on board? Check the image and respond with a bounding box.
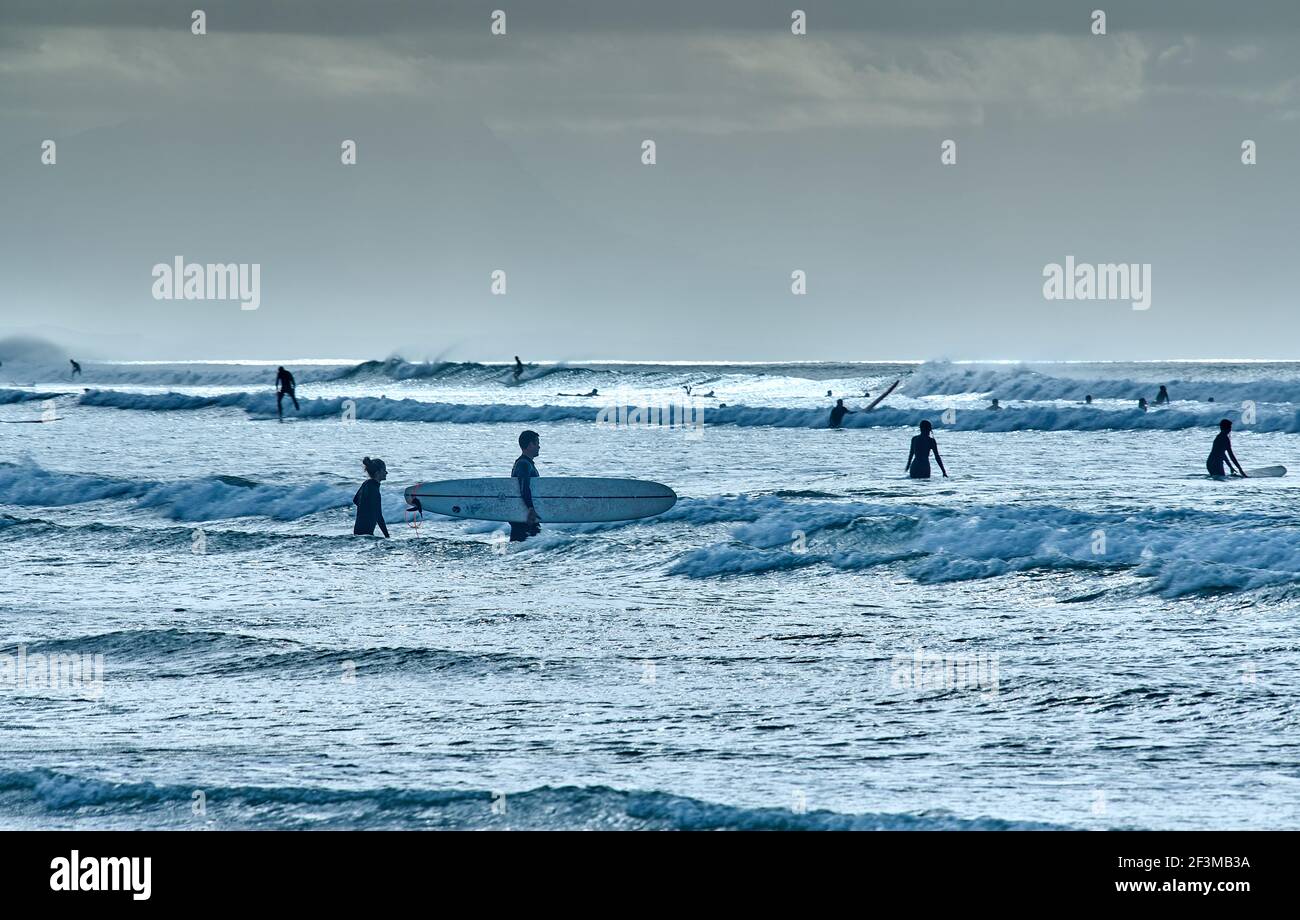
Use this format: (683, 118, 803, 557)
(353, 457, 391, 537)
(275, 366, 299, 420)
(511, 430, 542, 542)
(829, 399, 855, 428)
(1207, 419, 1247, 478)
(906, 420, 948, 479)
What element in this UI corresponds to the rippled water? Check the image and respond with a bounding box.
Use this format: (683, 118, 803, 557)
(1, 358, 1297, 829)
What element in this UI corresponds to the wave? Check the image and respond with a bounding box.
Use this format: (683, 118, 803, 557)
(905, 363, 1300, 404)
(0, 462, 353, 522)
(665, 497, 1300, 598)
(76, 388, 1300, 432)
(0, 388, 69, 405)
(0, 768, 1064, 830)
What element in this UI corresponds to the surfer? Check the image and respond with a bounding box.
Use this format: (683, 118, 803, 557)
(275, 366, 299, 420)
(1084, 394, 1093, 404)
(353, 457, 391, 537)
(559, 388, 598, 397)
(69, 359, 81, 378)
(1155, 385, 1169, 405)
(511, 430, 542, 542)
(988, 398, 1001, 410)
(513, 356, 524, 381)
(1138, 398, 1148, 412)
(1207, 419, 1247, 478)
(905, 420, 948, 479)
(828, 398, 855, 428)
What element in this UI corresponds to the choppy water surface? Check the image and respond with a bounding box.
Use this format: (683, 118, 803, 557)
(1, 357, 1297, 829)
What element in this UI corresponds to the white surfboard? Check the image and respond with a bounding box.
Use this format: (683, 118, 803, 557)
(1246, 465, 1287, 478)
(404, 477, 677, 523)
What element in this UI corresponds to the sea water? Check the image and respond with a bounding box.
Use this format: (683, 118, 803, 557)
(1, 358, 1297, 829)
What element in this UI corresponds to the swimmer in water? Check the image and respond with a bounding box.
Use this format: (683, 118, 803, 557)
(1155, 385, 1169, 405)
(905, 420, 948, 479)
(828, 398, 854, 428)
(1207, 419, 1247, 478)
(988, 398, 1001, 410)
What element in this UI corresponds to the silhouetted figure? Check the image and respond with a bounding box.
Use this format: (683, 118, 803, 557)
(1084, 394, 1093, 404)
(906, 420, 948, 479)
(275, 366, 299, 420)
(988, 398, 1001, 410)
(353, 457, 391, 536)
(1208, 397, 1216, 403)
(826, 390, 833, 397)
(829, 398, 854, 428)
(1155, 385, 1169, 405)
(511, 430, 542, 542)
(683, 384, 692, 396)
(513, 356, 524, 381)
(1138, 398, 1148, 412)
(69, 359, 81, 378)
(1207, 419, 1247, 478)
(558, 389, 598, 397)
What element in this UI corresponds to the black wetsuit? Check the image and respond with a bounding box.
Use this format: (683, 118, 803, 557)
(829, 405, 849, 428)
(510, 454, 540, 542)
(909, 434, 937, 478)
(276, 368, 299, 416)
(1207, 432, 1232, 477)
(353, 479, 389, 536)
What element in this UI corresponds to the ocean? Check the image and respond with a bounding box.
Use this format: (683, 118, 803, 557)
(1, 356, 1297, 829)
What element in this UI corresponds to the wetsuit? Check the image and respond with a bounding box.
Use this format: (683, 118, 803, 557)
(829, 405, 849, 428)
(70, 360, 81, 378)
(513, 358, 523, 381)
(276, 368, 299, 417)
(510, 454, 540, 542)
(1155, 388, 1169, 405)
(353, 479, 389, 536)
(909, 434, 936, 478)
(1207, 432, 1231, 477)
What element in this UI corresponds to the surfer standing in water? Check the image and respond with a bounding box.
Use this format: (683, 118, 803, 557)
(829, 398, 854, 428)
(353, 457, 391, 537)
(511, 430, 542, 542)
(276, 366, 299, 420)
(1155, 385, 1169, 405)
(906, 420, 948, 479)
(1207, 419, 1247, 478)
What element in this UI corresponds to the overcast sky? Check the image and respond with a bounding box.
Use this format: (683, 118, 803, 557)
(1, 1, 1298, 361)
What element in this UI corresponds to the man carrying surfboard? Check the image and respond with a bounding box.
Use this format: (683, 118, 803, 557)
(511, 429, 542, 541)
(1207, 419, 1247, 478)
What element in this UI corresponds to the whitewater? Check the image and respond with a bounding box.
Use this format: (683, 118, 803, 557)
(1, 354, 1298, 829)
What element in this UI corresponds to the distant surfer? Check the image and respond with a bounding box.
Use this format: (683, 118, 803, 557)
(1155, 385, 1169, 406)
(1138, 397, 1148, 412)
(275, 366, 299, 420)
(828, 398, 855, 428)
(988, 398, 1001, 410)
(353, 457, 391, 537)
(511, 429, 542, 542)
(905, 420, 948, 479)
(559, 388, 598, 397)
(1084, 394, 1093, 404)
(1207, 419, 1247, 478)
(69, 359, 81, 378)
(513, 356, 524, 381)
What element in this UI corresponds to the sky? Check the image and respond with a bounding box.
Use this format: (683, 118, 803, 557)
(1, 1, 1298, 361)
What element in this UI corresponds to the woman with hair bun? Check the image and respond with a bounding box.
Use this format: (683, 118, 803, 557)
(905, 420, 948, 480)
(353, 457, 391, 537)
